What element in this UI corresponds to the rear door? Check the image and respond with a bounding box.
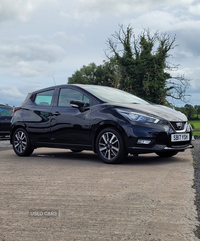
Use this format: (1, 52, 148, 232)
(24, 89, 54, 143)
(50, 87, 91, 147)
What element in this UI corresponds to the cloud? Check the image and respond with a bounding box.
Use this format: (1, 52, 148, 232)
(77, 0, 195, 15)
(0, 35, 66, 77)
(0, 35, 66, 63)
(58, 0, 195, 25)
(122, 10, 200, 58)
(125, 10, 200, 32)
(0, 86, 25, 105)
(189, 3, 200, 15)
(0, 0, 46, 22)
(53, 32, 85, 45)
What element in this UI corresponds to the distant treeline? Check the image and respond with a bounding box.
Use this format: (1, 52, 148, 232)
(175, 104, 200, 120)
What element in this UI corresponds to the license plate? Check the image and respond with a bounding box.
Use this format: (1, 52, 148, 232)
(171, 133, 190, 142)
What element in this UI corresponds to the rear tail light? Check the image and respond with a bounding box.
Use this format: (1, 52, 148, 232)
(13, 106, 20, 113)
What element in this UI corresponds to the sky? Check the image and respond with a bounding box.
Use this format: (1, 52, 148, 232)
(0, 0, 200, 107)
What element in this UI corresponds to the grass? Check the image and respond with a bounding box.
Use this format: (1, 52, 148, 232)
(189, 120, 200, 129)
(189, 120, 200, 136)
(193, 131, 200, 136)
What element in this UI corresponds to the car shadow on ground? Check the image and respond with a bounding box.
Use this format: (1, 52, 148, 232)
(28, 149, 188, 166)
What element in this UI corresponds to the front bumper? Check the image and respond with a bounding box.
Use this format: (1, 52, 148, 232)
(128, 143, 193, 154)
(124, 122, 193, 155)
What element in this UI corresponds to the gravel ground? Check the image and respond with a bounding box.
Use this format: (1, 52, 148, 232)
(192, 137, 200, 238)
(1, 136, 200, 239)
(0, 137, 11, 151)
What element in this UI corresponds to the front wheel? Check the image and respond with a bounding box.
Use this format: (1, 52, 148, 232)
(155, 151, 178, 158)
(96, 127, 127, 164)
(12, 128, 33, 156)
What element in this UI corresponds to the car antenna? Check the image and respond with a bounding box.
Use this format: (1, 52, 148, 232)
(52, 76, 56, 85)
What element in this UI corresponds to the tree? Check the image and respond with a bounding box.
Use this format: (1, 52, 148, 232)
(184, 104, 196, 120)
(194, 105, 200, 119)
(68, 60, 120, 88)
(106, 25, 190, 105)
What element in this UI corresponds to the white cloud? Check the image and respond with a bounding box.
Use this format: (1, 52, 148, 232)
(0, 86, 24, 98)
(189, 3, 200, 15)
(125, 10, 200, 33)
(53, 32, 84, 45)
(0, 0, 47, 22)
(122, 10, 200, 58)
(0, 35, 66, 77)
(0, 86, 25, 105)
(77, 0, 195, 15)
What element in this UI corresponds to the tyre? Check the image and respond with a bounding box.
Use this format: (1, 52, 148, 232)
(12, 128, 33, 156)
(155, 151, 178, 158)
(96, 127, 127, 164)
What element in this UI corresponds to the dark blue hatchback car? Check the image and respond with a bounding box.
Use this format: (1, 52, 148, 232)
(10, 85, 193, 164)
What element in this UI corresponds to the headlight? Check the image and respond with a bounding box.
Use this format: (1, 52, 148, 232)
(117, 109, 160, 123)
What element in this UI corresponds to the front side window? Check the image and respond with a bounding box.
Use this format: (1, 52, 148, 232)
(58, 88, 90, 107)
(34, 90, 54, 106)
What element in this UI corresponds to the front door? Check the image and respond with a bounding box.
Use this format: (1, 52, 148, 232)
(50, 87, 91, 147)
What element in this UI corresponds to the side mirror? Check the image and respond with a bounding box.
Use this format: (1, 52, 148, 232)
(70, 100, 84, 109)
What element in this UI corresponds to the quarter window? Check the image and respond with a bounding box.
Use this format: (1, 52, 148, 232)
(58, 88, 90, 107)
(34, 90, 54, 106)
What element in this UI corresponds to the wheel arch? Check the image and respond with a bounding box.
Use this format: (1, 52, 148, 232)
(10, 123, 27, 144)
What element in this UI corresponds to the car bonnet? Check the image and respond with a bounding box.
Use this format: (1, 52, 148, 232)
(112, 103, 187, 122)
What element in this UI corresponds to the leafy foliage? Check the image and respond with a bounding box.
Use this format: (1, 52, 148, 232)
(68, 61, 119, 87)
(106, 25, 190, 105)
(69, 25, 190, 105)
(176, 104, 200, 120)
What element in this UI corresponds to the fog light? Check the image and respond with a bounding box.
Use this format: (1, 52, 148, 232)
(137, 139, 151, 145)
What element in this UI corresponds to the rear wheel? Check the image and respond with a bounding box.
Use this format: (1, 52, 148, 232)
(155, 151, 178, 158)
(12, 128, 33, 156)
(96, 127, 127, 164)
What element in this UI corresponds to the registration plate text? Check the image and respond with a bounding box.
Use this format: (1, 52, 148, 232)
(171, 133, 190, 142)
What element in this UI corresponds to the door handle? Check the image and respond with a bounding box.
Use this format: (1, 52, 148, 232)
(52, 112, 61, 116)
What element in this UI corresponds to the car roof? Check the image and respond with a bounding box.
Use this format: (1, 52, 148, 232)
(28, 84, 109, 95)
(0, 104, 12, 108)
(28, 84, 78, 94)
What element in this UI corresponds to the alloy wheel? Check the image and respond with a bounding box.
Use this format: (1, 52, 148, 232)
(99, 131, 120, 161)
(14, 130, 27, 154)
(12, 128, 33, 156)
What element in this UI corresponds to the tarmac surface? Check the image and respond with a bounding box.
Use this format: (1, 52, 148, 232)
(0, 137, 199, 241)
(192, 138, 200, 238)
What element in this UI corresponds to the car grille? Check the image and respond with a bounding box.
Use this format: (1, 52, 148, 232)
(170, 122, 186, 131)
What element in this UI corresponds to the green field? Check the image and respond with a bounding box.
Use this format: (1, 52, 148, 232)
(189, 120, 200, 135)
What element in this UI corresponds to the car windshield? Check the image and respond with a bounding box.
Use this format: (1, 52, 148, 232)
(81, 85, 149, 104)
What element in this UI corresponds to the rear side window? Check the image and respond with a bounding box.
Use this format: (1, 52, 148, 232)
(0, 106, 13, 116)
(34, 90, 54, 106)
